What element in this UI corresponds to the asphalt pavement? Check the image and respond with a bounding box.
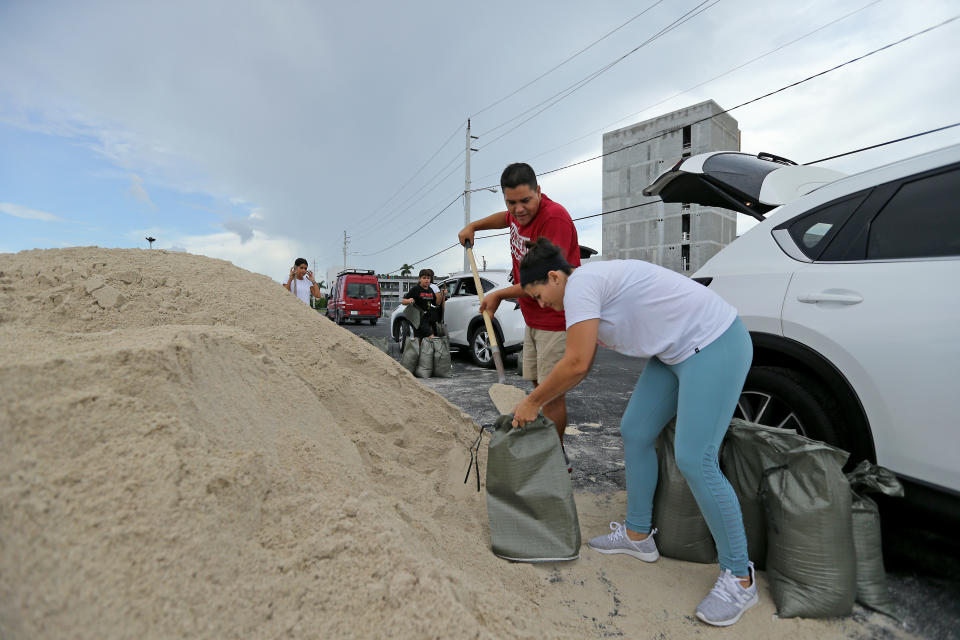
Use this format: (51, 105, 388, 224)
(339, 314, 959, 640)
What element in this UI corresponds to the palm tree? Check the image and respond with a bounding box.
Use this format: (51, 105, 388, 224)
(400, 264, 414, 276)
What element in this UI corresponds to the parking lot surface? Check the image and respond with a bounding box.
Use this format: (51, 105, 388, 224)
(342, 317, 960, 639)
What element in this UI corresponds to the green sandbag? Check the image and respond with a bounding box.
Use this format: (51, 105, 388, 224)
(759, 431, 855, 618)
(415, 337, 435, 378)
(400, 336, 419, 373)
(360, 336, 389, 353)
(720, 419, 797, 570)
(402, 304, 422, 329)
(431, 336, 452, 378)
(846, 460, 903, 618)
(652, 420, 717, 564)
(486, 414, 581, 562)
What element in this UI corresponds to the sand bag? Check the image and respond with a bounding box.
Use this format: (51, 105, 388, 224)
(400, 336, 420, 373)
(652, 420, 717, 564)
(486, 414, 580, 562)
(360, 336, 389, 353)
(720, 419, 797, 570)
(760, 433, 855, 618)
(846, 460, 903, 618)
(431, 336, 452, 378)
(402, 303, 422, 330)
(415, 337, 435, 378)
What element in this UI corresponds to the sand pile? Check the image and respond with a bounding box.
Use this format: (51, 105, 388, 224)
(0, 248, 913, 639)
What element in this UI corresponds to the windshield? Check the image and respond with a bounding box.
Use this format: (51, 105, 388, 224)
(346, 282, 378, 299)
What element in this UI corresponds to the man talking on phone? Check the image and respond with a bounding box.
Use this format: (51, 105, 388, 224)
(284, 258, 321, 305)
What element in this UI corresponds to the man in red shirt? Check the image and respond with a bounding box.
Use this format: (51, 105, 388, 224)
(458, 163, 580, 441)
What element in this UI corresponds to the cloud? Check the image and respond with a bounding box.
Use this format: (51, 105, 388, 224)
(128, 173, 155, 208)
(222, 218, 254, 243)
(0, 202, 63, 222)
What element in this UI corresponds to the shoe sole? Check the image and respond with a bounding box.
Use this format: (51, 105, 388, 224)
(587, 544, 659, 562)
(695, 593, 758, 627)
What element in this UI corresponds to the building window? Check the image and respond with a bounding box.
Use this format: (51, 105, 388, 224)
(682, 214, 690, 242)
(681, 245, 690, 271)
(682, 125, 691, 149)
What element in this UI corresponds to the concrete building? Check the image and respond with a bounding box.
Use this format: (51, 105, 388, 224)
(602, 100, 740, 274)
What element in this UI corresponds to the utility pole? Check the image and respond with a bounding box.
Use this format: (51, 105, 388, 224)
(463, 119, 478, 272)
(342, 231, 349, 270)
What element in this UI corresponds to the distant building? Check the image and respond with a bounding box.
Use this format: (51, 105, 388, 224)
(602, 99, 740, 274)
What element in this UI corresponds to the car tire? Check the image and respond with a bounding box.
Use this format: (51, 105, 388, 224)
(369, 318, 377, 326)
(468, 324, 495, 368)
(734, 365, 845, 452)
(336, 310, 344, 325)
(397, 319, 414, 353)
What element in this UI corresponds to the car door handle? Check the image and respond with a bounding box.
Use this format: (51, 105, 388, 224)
(797, 291, 863, 305)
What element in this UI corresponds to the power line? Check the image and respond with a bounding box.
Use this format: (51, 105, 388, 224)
(371, 15, 958, 265)
(349, 118, 465, 231)
(470, 0, 666, 119)
(499, 0, 885, 176)
(386, 118, 960, 273)
(470, 14, 959, 190)
(805, 121, 960, 165)
(357, 192, 464, 257)
(475, 0, 718, 144)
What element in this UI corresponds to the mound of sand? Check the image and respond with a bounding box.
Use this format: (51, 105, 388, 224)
(0, 248, 911, 639)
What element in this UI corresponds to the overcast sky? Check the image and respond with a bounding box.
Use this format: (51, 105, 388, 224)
(2, 0, 958, 284)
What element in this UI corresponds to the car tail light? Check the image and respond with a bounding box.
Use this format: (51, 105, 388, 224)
(693, 277, 713, 287)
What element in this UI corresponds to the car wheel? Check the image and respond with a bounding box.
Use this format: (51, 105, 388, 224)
(336, 310, 344, 325)
(734, 366, 843, 450)
(398, 319, 414, 353)
(369, 318, 377, 326)
(468, 325, 495, 368)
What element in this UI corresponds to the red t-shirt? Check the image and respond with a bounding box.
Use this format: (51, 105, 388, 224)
(507, 193, 580, 331)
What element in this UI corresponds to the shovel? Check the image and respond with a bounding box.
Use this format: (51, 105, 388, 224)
(463, 240, 528, 414)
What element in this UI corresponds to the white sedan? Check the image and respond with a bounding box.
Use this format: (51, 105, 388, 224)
(390, 270, 525, 367)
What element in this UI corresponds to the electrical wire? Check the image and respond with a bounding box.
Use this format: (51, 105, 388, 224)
(475, 0, 717, 143)
(503, 0, 886, 175)
(357, 192, 464, 257)
(348, 118, 465, 231)
(805, 121, 960, 165)
(467, 13, 960, 190)
(385, 116, 960, 273)
(470, 0, 666, 119)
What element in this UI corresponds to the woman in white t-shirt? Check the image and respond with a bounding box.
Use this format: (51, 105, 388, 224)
(511, 238, 757, 628)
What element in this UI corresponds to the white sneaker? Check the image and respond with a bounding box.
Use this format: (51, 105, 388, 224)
(695, 562, 758, 627)
(587, 522, 659, 562)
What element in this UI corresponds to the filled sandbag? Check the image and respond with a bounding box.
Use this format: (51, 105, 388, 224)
(486, 414, 580, 562)
(652, 420, 717, 564)
(360, 335, 389, 353)
(415, 337, 435, 378)
(431, 336, 452, 378)
(846, 460, 903, 618)
(402, 303, 422, 329)
(720, 419, 797, 570)
(759, 432, 856, 618)
(400, 336, 420, 373)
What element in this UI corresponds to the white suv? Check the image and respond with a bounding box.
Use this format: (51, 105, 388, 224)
(390, 270, 525, 367)
(645, 145, 960, 513)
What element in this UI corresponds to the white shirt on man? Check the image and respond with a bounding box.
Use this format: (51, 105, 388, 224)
(562, 260, 736, 365)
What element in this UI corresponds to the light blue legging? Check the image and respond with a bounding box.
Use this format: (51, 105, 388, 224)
(621, 318, 752, 576)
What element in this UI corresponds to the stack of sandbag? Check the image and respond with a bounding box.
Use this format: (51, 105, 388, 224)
(400, 336, 420, 373)
(719, 420, 797, 570)
(652, 420, 717, 563)
(486, 414, 580, 562)
(753, 428, 856, 618)
(846, 460, 903, 618)
(411, 336, 452, 378)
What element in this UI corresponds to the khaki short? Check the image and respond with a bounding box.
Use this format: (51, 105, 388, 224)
(522, 327, 567, 384)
